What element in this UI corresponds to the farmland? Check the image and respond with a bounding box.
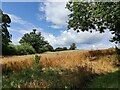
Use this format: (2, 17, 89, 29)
(1, 49, 120, 88)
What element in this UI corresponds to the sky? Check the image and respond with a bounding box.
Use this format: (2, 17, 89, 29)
(1, 1, 116, 49)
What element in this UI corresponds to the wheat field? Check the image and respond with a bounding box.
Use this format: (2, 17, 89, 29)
(1, 49, 118, 75)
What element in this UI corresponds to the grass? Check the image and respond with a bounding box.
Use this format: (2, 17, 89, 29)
(88, 68, 120, 88)
(1, 48, 120, 88)
(2, 64, 92, 88)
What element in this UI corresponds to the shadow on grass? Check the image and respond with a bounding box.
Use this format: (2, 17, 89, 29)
(87, 68, 120, 88)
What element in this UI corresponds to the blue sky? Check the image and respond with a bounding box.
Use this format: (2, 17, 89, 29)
(1, 1, 116, 49)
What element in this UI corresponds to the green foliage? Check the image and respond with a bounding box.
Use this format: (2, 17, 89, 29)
(33, 55, 41, 64)
(16, 43, 36, 55)
(2, 59, 43, 88)
(1, 44, 17, 55)
(88, 68, 120, 88)
(39, 47, 49, 53)
(0, 9, 12, 55)
(3, 64, 93, 88)
(66, 2, 120, 43)
(55, 47, 68, 51)
(63, 47, 68, 50)
(115, 46, 120, 55)
(69, 43, 76, 50)
(7, 44, 17, 55)
(19, 29, 53, 53)
(55, 47, 64, 51)
(115, 46, 120, 62)
(46, 44, 54, 51)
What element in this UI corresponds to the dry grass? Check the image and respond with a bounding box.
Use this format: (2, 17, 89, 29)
(1, 49, 118, 74)
(40, 49, 117, 74)
(1, 55, 34, 71)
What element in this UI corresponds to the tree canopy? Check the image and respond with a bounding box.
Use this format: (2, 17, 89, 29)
(69, 43, 76, 50)
(19, 29, 53, 53)
(66, 1, 120, 44)
(0, 9, 12, 55)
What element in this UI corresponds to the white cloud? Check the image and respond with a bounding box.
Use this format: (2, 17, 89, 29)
(43, 29, 115, 49)
(49, 25, 62, 29)
(7, 2, 116, 49)
(118, 43, 120, 48)
(9, 14, 26, 25)
(8, 13, 115, 49)
(38, 1, 70, 28)
(12, 37, 21, 45)
(8, 14, 43, 34)
(7, 14, 43, 45)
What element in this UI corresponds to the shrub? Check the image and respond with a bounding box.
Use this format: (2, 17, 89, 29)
(33, 55, 41, 64)
(16, 43, 36, 55)
(6, 44, 17, 55)
(63, 47, 68, 50)
(115, 46, 120, 55)
(39, 47, 49, 53)
(55, 47, 64, 51)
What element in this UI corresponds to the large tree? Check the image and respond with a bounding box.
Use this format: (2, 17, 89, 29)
(19, 29, 53, 53)
(66, 1, 120, 44)
(0, 9, 11, 55)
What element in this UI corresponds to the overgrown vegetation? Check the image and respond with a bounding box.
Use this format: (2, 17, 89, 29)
(2, 54, 93, 88)
(2, 49, 119, 88)
(2, 55, 42, 88)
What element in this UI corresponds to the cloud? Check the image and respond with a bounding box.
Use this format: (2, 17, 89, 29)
(8, 13, 115, 49)
(38, 1, 70, 28)
(91, 43, 115, 50)
(49, 25, 62, 29)
(7, 3, 116, 49)
(43, 29, 115, 49)
(11, 37, 21, 45)
(9, 14, 26, 25)
(8, 13, 43, 34)
(7, 14, 43, 45)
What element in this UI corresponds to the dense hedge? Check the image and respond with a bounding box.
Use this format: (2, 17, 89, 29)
(3, 43, 36, 55)
(16, 43, 36, 55)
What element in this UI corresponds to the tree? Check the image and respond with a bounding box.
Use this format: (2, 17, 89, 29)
(16, 43, 36, 55)
(66, 2, 120, 44)
(19, 29, 53, 53)
(69, 43, 76, 50)
(55, 47, 64, 51)
(63, 47, 68, 50)
(0, 9, 12, 55)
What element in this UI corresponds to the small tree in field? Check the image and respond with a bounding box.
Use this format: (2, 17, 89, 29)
(69, 43, 76, 50)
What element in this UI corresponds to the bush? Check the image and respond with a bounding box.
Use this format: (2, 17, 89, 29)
(39, 47, 49, 53)
(54, 47, 68, 52)
(6, 44, 17, 55)
(115, 46, 120, 55)
(33, 55, 41, 64)
(63, 47, 68, 50)
(16, 43, 36, 55)
(38, 45, 54, 53)
(55, 47, 64, 51)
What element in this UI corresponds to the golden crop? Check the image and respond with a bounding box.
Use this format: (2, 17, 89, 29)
(1, 49, 118, 74)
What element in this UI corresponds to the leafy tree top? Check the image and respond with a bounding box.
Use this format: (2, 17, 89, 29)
(19, 29, 52, 53)
(69, 43, 76, 50)
(66, 1, 120, 43)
